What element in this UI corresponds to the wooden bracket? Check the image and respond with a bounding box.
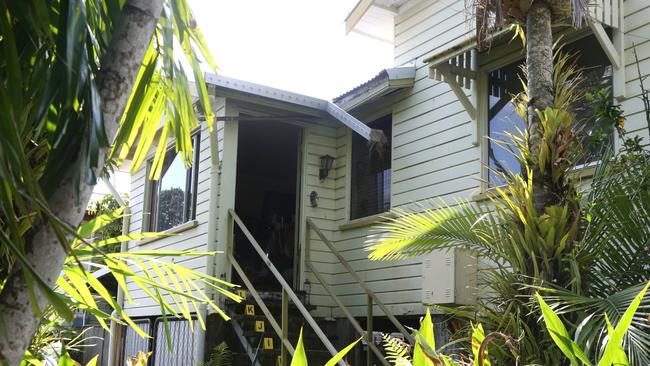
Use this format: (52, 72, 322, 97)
(588, 18, 626, 100)
(429, 49, 480, 145)
(588, 20, 621, 69)
(437, 68, 477, 121)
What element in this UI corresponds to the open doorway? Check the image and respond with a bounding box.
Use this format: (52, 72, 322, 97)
(233, 119, 302, 291)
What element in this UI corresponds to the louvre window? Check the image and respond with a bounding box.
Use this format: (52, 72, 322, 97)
(148, 133, 200, 231)
(350, 115, 391, 220)
(487, 34, 612, 186)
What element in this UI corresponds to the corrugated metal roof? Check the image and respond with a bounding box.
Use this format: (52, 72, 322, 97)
(332, 66, 416, 110)
(205, 73, 374, 140)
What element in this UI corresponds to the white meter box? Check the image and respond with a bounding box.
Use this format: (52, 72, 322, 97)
(421, 249, 477, 305)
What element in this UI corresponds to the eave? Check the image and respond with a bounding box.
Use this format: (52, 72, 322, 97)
(205, 73, 374, 140)
(332, 66, 416, 111)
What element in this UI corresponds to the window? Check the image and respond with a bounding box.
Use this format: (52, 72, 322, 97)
(486, 34, 612, 186)
(350, 115, 391, 220)
(148, 133, 200, 231)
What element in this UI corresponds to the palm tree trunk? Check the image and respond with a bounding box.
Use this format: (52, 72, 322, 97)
(526, 0, 555, 213)
(0, 1, 164, 363)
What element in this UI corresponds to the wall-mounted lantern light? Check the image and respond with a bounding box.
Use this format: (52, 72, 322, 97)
(309, 191, 319, 207)
(319, 155, 335, 181)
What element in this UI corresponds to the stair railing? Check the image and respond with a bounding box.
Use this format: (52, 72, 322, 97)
(226, 209, 345, 366)
(305, 218, 415, 366)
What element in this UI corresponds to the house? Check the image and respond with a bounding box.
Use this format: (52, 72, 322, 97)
(108, 0, 649, 364)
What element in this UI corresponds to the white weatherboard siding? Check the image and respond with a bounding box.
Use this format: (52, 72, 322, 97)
(124, 107, 225, 317)
(394, 0, 472, 66)
(325, 0, 650, 318)
(122, 0, 650, 321)
(621, 0, 650, 141)
(322, 0, 480, 318)
(302, 123, 341, 317)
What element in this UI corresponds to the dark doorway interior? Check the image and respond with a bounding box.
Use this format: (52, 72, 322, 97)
(234, 119, 301, 291)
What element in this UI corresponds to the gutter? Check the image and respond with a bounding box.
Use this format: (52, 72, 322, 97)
(204, 73, 380, 143)
(104, 177, 129, 366)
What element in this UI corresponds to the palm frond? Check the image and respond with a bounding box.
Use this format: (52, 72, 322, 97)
(538, 282, 650, 365)
(382, 333, 412, 366)
(366, 200, 502, 261)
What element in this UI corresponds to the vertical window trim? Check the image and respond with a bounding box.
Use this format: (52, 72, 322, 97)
(478, 51, 522, 192)
(348, 115, 392, 221)
(147, 131, 201, 232)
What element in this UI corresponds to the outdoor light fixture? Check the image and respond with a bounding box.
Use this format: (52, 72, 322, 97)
(319, 155, 335, 181)
(309, 191, 319, 207)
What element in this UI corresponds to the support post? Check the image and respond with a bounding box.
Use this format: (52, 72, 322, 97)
(469, 49, 480, 146)
(104, 178, 129, 366)
(366, 295, 373, 366)
(612, 0, 625, 100)
(281, 289, 289, 366)
(215, 101, 239, 292)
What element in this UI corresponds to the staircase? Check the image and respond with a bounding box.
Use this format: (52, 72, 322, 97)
(225, 291, 338, 366)
(223, 209, 412, 366)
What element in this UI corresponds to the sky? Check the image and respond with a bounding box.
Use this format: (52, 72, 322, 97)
(188, 0, 394, 99)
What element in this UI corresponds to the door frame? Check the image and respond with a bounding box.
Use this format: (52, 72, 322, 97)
(293, 127, 305, 291)
(231, 119, 306, 292)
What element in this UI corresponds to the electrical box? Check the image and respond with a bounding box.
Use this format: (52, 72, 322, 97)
(421, 249, 477, 305)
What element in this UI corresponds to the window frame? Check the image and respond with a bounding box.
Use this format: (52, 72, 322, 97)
(477, 30, 617, 192)
(146, 132, 201, 232)
(346, 114, 393, 222)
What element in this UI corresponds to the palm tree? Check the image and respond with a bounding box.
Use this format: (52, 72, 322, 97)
(0, 0, 218, 363)
(475, 0, 590, 214)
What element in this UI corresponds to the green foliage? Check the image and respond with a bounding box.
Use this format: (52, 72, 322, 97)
(470, 324, 490, 366)
(382, 333, 412, 366)
(413, 309, 436, 366)
(201, 342, 232, 366)
(381, 311, 494, 366)
(86, 194, 126, 254)
(536, 282, 650, 366)
(381, 284, 648, 366)
(367, 52, 650, 364)
(536, 292, 591, 366)
(22, 207, 242, 363)
(289, 327, 360, 366)
(584, 87, 625, 152)
(0, 0, 216, 334)
(22, 310, 90, 366)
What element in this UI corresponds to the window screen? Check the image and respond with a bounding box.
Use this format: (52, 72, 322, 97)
(149, 133, 200, 231)
(487, 34, 612, 186)
(350, 115, 391, 220)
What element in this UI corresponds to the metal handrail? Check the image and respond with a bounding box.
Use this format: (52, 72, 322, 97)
(227, 209, 345, 366)
(305, 261, 390, 366)
(306, 218, 415, 346)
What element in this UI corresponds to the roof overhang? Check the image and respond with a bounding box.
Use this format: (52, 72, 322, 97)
(205, 73, 374, 140)
(333, 66, 416, 111)
(345, 0, 411, 43)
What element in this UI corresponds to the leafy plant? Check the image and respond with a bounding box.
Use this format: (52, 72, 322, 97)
(201, 342, 233, 366)
(290, 328, 360, 366)
(536, 281, 650, 366)
(66, 207, 241, 347)
(86, 194, 127, 254)
(20, 206, 242, 364)
(126, 351, 152, 366)
(367, 52, 650, 364)
(382, 284, 648, 366)
(0, 0, 219, 361)
(382, 333, 412, 366)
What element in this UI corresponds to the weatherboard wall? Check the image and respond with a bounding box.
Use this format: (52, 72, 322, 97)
(119, 0, 650, 320)
(324, 0, 650, 318)
(123, 106, 225, 317)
